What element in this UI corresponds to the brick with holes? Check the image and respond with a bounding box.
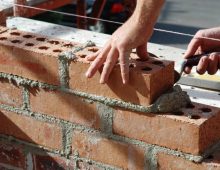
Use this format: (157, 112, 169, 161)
(70, 48, 174, 106)
(0, 27, 77, 85)
(0, 26, 174, 106)
(113, 102, 220, 155)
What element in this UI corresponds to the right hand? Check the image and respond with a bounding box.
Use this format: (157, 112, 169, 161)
(184, 27, 220, 75)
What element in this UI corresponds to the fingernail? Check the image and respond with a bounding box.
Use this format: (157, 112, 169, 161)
(123, 79, 127, 85)
(85, 72, 91, 78)
(100, 79, 105, 84)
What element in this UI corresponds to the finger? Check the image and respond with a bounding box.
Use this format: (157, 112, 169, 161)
(207, 53, 219, 75)
(86, 50, 101, 61)
(136, 44, 148, 60)
(100, 48, 119, 84)
(184, 38, 201, 59)
(119, 50, 130, 84)
(86, 44, 111, 78)
(196, 56, 209, 74)
(184, 66, 192, 74)
(218, 54, 220, 69)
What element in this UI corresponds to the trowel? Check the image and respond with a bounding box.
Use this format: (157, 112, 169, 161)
(174, 53, 211, 83)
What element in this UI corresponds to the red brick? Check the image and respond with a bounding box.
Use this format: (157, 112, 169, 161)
(0, 140, 25, 169)
(76, 160, 103, 170)
(0, 109, 62, 150)
(158, 151, 220, 170)
(72, 130, 146, 170)
(113, 103, 220, 155)
(0, 80, 23, 107)
(33, 154, 74, 170)
(0, 28, 77, 85)
(29, 88, 101, 129)
(0, 27, 174, 106)
(69, 48, 174, 106)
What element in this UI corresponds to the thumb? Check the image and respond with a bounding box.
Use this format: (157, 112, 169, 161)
(136, 44, 149, 60)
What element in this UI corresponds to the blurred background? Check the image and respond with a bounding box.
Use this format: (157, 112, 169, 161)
(31, 0, 220, 49)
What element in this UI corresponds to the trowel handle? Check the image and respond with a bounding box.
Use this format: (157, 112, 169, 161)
(184, 53, 211, 67)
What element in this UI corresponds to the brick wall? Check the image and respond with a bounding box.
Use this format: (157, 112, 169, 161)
(0, 26, 220, 170)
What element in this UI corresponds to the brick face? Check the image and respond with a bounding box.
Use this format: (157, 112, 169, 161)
(32, 154, 74, 170)
(157, 153, 220, 170)
(0, 80, 23, 107)
(0, 44, 60, 85)
(0, 28, 78, 85)
(0, 141, 26, 169)
(76, 160, 103, 170)
(69, 49, 174, 106)
(72, 130, 146, 170)
(113, 103, 220, 155)
(29, 88, 101, 129)
(0, 109, 62, 150)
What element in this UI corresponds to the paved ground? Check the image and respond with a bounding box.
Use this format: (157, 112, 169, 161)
(151, 0, 220, 49)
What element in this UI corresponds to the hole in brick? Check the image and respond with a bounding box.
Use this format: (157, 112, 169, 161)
(78, 54, 87, 58)
(48, 40, 60, 45)
(63, 43, 74, 48)
(23, 35, 34, 38)
(142, 66, 152, 71)
(0, 37, 7, 40)
(191, 115, 201, 120)
(11, 40, 21, 44)
(186, 103, 195, 109)
(25, 43, 34, 47)
(53, 49, 63, 53)
(38, 46, 49, 50)
(152, 60, 163, 65)
(129, 63, 136, 68)
(136, 58, 148, 62)
(149, 53, 159, 58)
(88, 47, 99, 52)
(36, 37, 46, 42)
(207, 155, 214, 160)
(200, 108, 212, 113)
(10, 32, 20, 36)
(174, 111, 184, 116)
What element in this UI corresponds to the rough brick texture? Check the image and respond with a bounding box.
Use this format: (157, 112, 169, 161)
(158, 150, 220, 170)
(32, 154, 74, 170)
(70, 48, 174, 105)
(72, 130, 146, 170)
(29, 88, 101, 129)
(0, 109, 62, 150)
(0, 80, 23, 107)
(113, 103, 220, 155)
(0, 26, 174, 106)
(0, 28, 77, 85)
(0, 25, 220, 169)
(0, 141, 26, 169)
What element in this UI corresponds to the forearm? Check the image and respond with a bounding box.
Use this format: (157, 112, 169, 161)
(132, 0, 165, 33)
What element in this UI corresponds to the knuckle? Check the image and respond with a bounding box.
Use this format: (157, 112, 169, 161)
(196, 30, 205, 37)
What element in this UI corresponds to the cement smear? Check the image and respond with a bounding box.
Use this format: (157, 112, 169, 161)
(152, 85, 191, 112)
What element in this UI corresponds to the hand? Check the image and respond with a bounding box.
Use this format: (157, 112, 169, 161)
(184, 27, 220, 75)
(85, 15, 152, 84)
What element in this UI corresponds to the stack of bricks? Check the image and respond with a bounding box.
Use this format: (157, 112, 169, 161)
(0, 26, 220, 169)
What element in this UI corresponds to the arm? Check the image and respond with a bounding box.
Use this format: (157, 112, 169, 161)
(184, 27, 220, 75)
(86, 0, 165, 84)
